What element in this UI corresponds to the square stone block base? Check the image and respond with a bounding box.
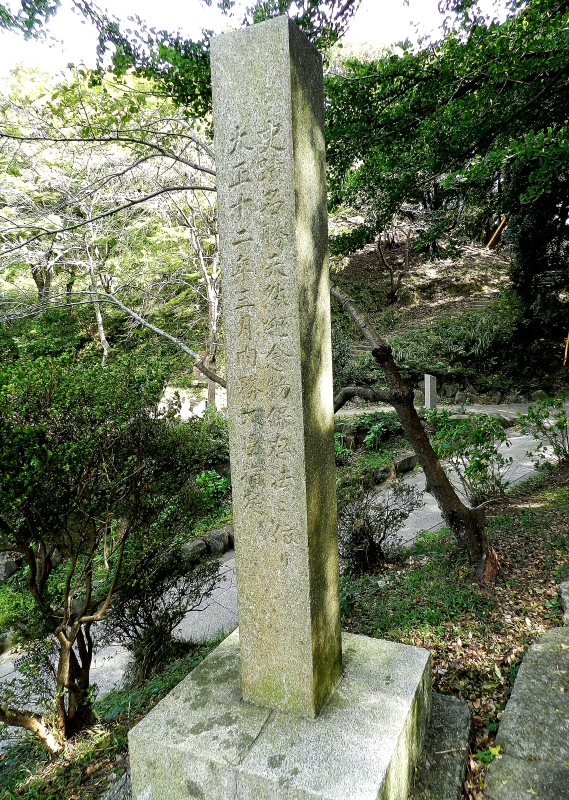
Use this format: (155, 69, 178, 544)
(128, 630, 431, 800)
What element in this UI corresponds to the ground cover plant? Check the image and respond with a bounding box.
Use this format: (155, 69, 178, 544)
(338, 480, 422, 572)
(0, 639, 221, 799)
(340, 468, 569, 799)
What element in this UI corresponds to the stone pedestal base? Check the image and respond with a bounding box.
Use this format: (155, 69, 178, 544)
(128, 631, 431, 800)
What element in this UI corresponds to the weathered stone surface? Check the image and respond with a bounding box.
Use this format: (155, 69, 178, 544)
(485, 626, 569, 800)
(414, 389, 425, 405)
(441, 383, 458, 400)
(226, 524, 235, 550)
(410, 693, 473, 800)
(0, 552, 22, 583)
(375, 463, 396, 484)
(211, 16, 341, 717)
(530, 389, 549, 402)
(559, 581, 569, 625)
(485, 755, 569, 800)
(495, 627, 569, 764)
(394, 452, 418, 475)
(129, 630, 431, 800)
(102, 771, 131, 800)
(487, 412, 515, 429)
(203, 527, 229, 555)
(182, 538, 207, 561)
(454, 392, 467, 405)
(212, 461, 232, 481)
(424, 374, 437, 410)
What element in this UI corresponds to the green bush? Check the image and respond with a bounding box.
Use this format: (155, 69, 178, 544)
(354, 411, 403, 441)
(0, 353, 228, 748)
(338, 481, 423, 573)
(196, 469, 231, 506)
(102, 547, 219, 685)
(428, 409, 512, 505)
(518, 396, 569, 467)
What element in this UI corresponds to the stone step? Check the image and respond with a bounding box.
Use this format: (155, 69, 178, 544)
(484, 616, 569, 800)
(409, 693, 473, 800)
(102, 772, 130, 800)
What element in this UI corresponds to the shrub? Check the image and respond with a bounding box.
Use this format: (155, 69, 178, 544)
(518, 396, 569, 466)
(354, 411, 403, 443)
(0, 354, 226, 750)
(102, 547, 219, 685)
(428, 409, 512, 505)
(338, 481, 423, 573)
(196, 469, 231, 509)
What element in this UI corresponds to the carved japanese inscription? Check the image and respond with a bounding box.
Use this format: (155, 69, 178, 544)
(211, 16, 342, 718)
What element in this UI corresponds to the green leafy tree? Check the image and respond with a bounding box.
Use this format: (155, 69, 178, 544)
(0, 1, 362, 114)
(0, 353, 222, 751)
(326, 0, 569, 281)
(0, 68, 225, 385)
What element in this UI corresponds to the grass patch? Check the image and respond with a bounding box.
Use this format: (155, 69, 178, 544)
(0, 638, 222, 799)
(341, 467, 569, 798)
(341, 527, 494, 640)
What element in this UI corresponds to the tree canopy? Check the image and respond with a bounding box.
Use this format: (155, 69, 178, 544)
(0, 0, 362, 115)
(326, 0, 569, 261)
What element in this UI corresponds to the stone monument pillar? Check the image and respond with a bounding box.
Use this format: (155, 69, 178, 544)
(128, 18, 432, 800)
(210, 13, 341, 719)
(425, 373, 437, 409)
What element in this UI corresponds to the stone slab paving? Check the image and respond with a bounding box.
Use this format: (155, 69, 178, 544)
(173, 552, 238, 644)
(484, 625, 569, 800)
(387, 430, 552, 547)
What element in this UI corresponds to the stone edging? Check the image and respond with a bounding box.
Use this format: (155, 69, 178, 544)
(182, 524, 234, 561)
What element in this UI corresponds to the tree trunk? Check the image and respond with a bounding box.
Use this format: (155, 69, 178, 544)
(67, 640, 96, 734)
(206, 355, 217, 407)
(331, 285, 496, 578)
(31, 266, 52, 302)
(88, 269, 110, 365)
(55, 625, 96, 738)
(487, 216, 509, 249)
(65, 278, 76, 304)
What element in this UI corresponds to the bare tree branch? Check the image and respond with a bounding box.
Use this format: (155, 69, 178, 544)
(0, 291, 227, 388)
(1, 185, 217, 256)
(0, 131, 216, 177)
(333, 385, 390, 413)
